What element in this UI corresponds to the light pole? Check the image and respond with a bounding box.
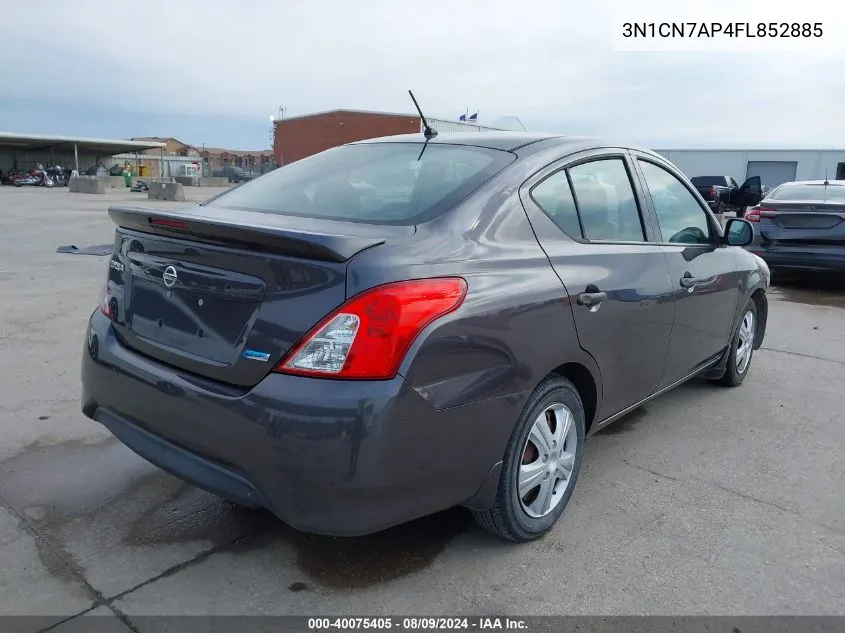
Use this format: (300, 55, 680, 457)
(270, 106, 286, 168)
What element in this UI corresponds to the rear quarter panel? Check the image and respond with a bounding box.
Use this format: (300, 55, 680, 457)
(345, 172, 602, 499)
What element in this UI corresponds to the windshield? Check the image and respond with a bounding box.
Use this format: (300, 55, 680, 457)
(767, 184, 845, 202)
(205, 143, 516, 225)
(690, 176, 728, 187)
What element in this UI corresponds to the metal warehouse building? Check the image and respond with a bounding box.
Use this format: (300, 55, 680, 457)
(272, 109, 518, 165)
(0, 132, 165, 175)
(654, 149, 845, 191)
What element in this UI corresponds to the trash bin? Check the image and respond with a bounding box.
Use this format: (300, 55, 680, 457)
(123, 171, 132, 187)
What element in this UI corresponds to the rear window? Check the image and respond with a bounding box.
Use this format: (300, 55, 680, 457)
(690, 176, 728, 187)
(205, 143, 515, 225)
(767, 184, 845, 202)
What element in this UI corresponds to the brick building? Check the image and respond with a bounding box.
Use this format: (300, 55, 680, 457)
(131, 137, 273, 175)
(199, 147, 275, 172)
(272, 109, 507, 165)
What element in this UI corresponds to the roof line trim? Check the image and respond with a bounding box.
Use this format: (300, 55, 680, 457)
(0, 131, 165, 149)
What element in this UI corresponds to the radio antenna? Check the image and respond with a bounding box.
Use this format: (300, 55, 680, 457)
(408, 90, 437, 140)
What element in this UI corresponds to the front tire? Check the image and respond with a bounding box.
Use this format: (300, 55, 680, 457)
(473, 375, 585, 542)
(713, 300, 758, 387)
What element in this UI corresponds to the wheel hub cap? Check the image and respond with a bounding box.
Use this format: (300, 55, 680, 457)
(735, 310, 755, 373)
(518, 403, 578, 519)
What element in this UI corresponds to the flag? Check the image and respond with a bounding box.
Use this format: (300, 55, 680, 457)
(469, 112, 478, 121)
(458, 114, 466, 121)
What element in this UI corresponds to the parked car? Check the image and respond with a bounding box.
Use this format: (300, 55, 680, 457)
(745, 179, 845, 273)
(81, 133, 768, 542)
(690, 175, 762, 217)
(212, 165, 253, 183)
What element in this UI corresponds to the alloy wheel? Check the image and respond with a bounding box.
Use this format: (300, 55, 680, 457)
(736, 310, 755, 373)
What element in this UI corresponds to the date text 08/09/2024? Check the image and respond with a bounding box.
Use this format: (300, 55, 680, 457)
(622, 22, 823, 38)
(308, 618, 528, 631)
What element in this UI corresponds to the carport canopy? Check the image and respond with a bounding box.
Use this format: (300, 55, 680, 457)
(0, 132, 165, 172)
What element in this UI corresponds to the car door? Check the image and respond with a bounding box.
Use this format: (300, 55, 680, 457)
(631, 153, 742, 387)
(729, 176, 763, 216)
(520, 149, 675, 420)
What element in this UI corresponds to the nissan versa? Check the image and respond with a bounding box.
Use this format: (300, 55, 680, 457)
(81, 131, 768, 542)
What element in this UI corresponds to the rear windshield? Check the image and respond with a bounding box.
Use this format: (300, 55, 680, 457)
(690, 176, 728, 187)
(205, 143, 516, 225)
(767, 184, 845, 202)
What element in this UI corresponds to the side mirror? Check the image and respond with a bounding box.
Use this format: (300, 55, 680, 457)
(724, 218, 754, 246)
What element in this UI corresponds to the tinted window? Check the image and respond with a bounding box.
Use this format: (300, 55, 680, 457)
(639, 161, 711, 244)
(568, 159, 645, 241)
(690, 176, 728, 187)
(531, 170, 582, 238)
(205, 143, 515, 225)
(767, 184, 845, 202)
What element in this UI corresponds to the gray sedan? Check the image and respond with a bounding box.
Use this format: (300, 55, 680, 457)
(81, 132, 768, 542)
(746, 179, 845, 273)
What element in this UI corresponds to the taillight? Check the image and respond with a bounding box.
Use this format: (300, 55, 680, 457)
(97, 266, 111, 317)
(274, 277, 467, 380)
(746, 206, 775, 223)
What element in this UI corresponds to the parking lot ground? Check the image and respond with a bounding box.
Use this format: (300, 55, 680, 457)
(1, 187, 843, 623)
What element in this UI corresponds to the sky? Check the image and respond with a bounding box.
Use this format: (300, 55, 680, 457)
(1, 0, 843, 150)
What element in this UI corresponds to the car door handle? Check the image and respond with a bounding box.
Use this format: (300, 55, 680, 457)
(679, 272, 717, 289)
(576, 291, 607, 307)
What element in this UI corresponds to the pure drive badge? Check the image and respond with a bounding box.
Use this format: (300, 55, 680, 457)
(242, 349, 271, 362)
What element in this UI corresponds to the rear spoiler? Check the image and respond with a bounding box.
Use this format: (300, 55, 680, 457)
(107, 206, 389, 263)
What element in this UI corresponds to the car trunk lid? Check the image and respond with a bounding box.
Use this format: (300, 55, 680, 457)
(758, 201, 845, 247)
(104, 205, 413, 387)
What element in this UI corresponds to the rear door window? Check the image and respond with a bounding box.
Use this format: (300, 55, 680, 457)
(568, 159, 646, 242)
(530, 170, 583, 238)
(206, 143, 515, 225)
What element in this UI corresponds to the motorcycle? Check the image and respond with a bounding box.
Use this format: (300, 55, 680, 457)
(6, 170, 24, 185)
(13, 168, 55, 187)
(46, 165, 66, 187)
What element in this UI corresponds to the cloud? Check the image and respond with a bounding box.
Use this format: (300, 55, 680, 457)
(0, 0, 842, 147)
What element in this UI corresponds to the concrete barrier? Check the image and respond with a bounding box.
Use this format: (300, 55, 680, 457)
(69, 176, 106, 194)
(148, 181, 186, 202)
(108, 176, 127, 188)
(198, 177, 230, 187)
(174, 176, 199, 187)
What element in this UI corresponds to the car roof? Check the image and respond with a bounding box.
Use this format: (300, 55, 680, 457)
(352, 131, 657, 155)
(777, 180, 845, 186)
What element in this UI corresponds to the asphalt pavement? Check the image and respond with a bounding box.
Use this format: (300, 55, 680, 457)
(1, 187, 843, 629)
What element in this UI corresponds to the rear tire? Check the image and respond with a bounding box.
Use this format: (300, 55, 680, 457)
(713, 300, 758, 387)
(472, 375, 585, 542)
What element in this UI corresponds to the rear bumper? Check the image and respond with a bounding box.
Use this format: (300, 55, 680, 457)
(750, 247, 845, 273)
(80, 311, 510, 536)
